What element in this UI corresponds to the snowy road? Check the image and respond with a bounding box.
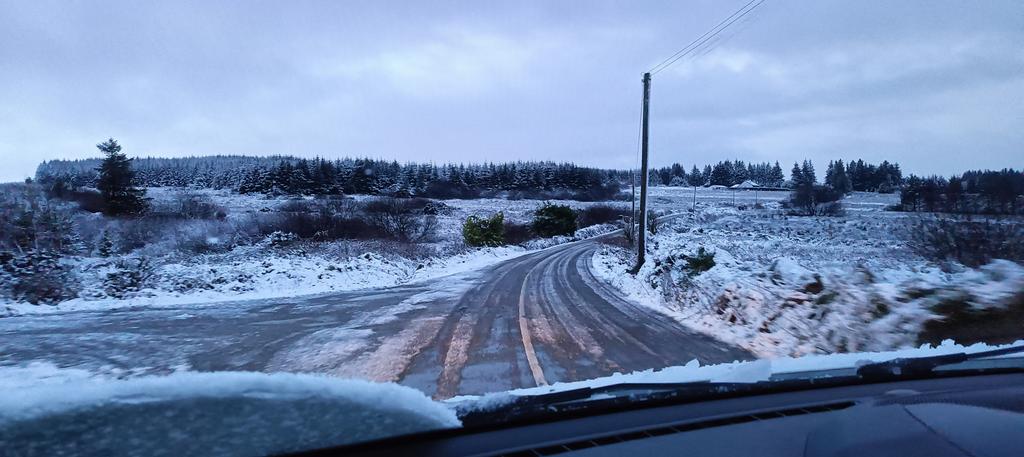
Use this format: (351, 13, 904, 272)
(0, 234, 751, 398)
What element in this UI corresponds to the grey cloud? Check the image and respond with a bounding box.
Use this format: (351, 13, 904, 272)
(1, 0, 1021, 182)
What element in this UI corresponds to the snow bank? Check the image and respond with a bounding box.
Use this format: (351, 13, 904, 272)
(592, 203, 1024, 357)
(0, 243, 532, 317)
(1, 196, 623, 317)
(0, 371, 459, 456)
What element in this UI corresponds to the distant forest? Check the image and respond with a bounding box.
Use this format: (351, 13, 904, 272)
(900, 169, 1024, 215)
(35, 156, 630, 201)
(35, 154, 917, 198)
(649, 158, 903, 192)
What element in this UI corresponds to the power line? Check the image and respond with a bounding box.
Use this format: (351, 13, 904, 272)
(649, 0, 766, 75)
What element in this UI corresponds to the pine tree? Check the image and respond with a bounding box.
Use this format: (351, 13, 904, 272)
(791, 162, 804, 188)
(688, 165, 703, 187)
(97, 231, 114, 257)
(769, 162, 785, 187)
(95, 138, 147, 216)
(801, 160, 817, 185)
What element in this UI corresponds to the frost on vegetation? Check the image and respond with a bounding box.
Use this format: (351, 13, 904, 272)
(0, 371, 460, 457)
(594, 198, 1024, 358)
(2, 190, 627, 315)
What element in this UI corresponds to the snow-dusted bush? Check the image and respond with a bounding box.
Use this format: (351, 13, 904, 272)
(0, 251, 77, 305)
(463, 213, 504, 247)
(102, 258, 155, 299)
(684, 247, 715, 275)
(266, 231, 299, 247)
(421, 200, 454, 216)
(908, 216, 1024, 267)
(531, 203, 576, 238)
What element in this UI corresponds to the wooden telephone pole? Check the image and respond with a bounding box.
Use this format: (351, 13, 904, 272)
(632, 72, 652, 273)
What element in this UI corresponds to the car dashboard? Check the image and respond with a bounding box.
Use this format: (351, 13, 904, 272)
(319, 373, 1024, 457)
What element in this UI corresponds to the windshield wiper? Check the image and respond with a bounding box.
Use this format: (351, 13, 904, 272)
(856, 344, 1024, 381)
(461, 346, 1024, 427)
(458, 381, 761, 426)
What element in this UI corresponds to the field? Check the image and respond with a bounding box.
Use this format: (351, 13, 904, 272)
(596, 187, 1024, 357)
(1, 187, 627, 316)
(3, 185, 1022, 362)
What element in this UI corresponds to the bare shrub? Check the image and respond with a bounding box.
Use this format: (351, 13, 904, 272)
(173, 220, 241, 254)
(115, 216, 172, 253)
(577, 204, 629, 228)
(363, 197, 436, 242)
(919, 291, 1024, 346)
(908, 215, 1024, 267)
(787, 185, 844, 216)
(816, 201, 845, 217)
(255, 198, 436, 242)
(175, 192, 226, 220)
(502, 221, 534, 246)
(646, 210, 659, 235)
(277, 199, 316, 213)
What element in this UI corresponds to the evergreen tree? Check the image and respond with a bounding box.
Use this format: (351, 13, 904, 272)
(688, 165, 704, 186)
(801, 160, 817, 185)
(769, 162, 785, 187)
(97, 231, 114, 257)
(95, 138, 147, 216)
(709, 162, 732, 186)
(790, 162, 804, 188)
(732, 160, 748, 185)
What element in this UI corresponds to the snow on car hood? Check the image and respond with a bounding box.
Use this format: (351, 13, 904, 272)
(0, 371, 459, 457)
(2, 340, 1022, 456)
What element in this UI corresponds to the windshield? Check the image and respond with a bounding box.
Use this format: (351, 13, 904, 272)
(1, 1, 1023, 455)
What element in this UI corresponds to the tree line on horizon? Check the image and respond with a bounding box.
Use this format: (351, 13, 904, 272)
(36, 155, 629, 201)
(32, 141, 1021, 214)
(35, 148, 913, 198)
(649, 158, 903, 192)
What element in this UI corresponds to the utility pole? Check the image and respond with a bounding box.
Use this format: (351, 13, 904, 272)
(632, 72, 652, 273)
(630, 169, 636, 243)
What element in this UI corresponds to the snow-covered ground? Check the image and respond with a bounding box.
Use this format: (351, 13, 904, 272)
(594, 188, 1024, 357)
(1, 188, 626, 316)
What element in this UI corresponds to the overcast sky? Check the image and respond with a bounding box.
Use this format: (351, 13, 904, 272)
(1, 0, 1022, 182)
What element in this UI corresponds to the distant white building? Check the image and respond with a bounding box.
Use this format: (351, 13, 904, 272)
(730, 180, 760, 189)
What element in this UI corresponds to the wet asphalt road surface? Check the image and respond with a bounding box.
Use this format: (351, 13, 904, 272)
(0, 235, 752, 398)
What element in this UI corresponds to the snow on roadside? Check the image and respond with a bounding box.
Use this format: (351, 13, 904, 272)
(0, 243, 528, 317)
(592, 203, 1024, 358)
(1, 221, 620, 317)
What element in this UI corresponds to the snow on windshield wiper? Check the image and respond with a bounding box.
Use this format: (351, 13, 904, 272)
(855, 344, 1024, 381)
(458, 381, 752, 426)
(460, 345, 1024, 426)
